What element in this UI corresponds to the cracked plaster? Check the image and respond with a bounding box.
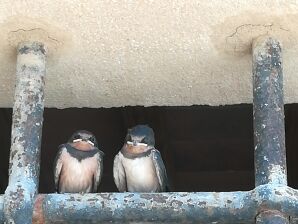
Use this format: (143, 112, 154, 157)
(0, 1, 298, 108)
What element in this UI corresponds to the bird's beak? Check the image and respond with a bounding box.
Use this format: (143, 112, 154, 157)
(126, 141, 148, 147)
(126, 141, 138, 146)
(87, 140, 94, 146)
(81, 139, 95, 146)
(126, 141, 133, 145)
(73, 139, 82, 143)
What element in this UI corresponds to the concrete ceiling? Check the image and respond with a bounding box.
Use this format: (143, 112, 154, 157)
(0, 0, 298, 108)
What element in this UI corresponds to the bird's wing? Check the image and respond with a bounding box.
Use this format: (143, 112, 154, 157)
(151, 149, 168, 192)
(93, 150, 104, 192)
(53, 145, 66, 192)
(113, 152, 127, 192)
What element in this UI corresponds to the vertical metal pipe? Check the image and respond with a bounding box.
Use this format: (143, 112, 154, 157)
(253, 36, 287, 187)
(4, 42, 46, 223)
(256, 211, 289, 224)
(253, 36, 288, 224)
(0, 196, 4, 223)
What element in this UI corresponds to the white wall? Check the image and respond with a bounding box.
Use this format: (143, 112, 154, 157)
(0, 0, 298, 108)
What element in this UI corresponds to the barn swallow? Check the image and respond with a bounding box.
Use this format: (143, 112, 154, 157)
(53, 130, 104, 193)
(113, 125, 168, 192)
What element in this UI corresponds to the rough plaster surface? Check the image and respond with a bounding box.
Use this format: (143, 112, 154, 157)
(1, 1, 298, 108)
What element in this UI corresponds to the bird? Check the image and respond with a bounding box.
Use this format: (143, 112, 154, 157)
(53, 130, 104, 193)
(113, 124, 168, 192)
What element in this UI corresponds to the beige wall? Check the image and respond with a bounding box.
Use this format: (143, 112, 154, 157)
(0, 0, 298, 108)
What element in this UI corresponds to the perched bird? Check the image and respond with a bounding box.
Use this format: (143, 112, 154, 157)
(113, 125, 168, 192)
(53, 130, 104, 193)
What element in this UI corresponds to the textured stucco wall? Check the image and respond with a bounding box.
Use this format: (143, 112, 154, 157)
(0, 0, 298, 108)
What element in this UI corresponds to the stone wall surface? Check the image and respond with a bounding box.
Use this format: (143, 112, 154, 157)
(0, 0, 298, 108)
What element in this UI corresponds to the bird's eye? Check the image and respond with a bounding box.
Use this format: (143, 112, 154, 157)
(140, 137, 147, 144)
(126, 135, 132, 142)
(89, 137, 94, 143)
(73, 135, 80, 140)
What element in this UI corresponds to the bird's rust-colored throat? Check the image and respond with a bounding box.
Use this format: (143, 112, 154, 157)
(123, 144, 149, 154)
(70, 141, 94, 151)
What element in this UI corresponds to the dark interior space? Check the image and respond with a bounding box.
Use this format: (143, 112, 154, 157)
(0, 104, 298, 193)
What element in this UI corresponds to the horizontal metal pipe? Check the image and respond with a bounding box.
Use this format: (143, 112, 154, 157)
(30, 185, 298, 224)
(35, 191, 256, 224)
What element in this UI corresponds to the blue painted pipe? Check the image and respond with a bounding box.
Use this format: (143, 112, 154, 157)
(253, 36, 287, 187)
(28, 185, 298, 223)
(4, 42, 46, 223)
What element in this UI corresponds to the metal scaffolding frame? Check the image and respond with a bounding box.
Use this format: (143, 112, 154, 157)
(0, 37, 297, 223)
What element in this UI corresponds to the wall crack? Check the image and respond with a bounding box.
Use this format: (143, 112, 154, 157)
(9, 28, 60, 43)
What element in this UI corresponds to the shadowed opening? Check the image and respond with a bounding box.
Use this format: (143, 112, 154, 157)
(0, 104, 297, 193)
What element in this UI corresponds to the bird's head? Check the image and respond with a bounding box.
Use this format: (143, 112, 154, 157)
(125, 125, 155, 148)
(68, 130, 98, 149)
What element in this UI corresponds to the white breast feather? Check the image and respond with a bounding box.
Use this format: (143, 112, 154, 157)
(120, 153, 159, 192)
(60, 152, 98, 193)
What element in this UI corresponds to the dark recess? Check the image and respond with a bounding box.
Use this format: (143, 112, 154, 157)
(0, 104, 297, 193)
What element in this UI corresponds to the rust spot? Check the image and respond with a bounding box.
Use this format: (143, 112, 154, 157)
(100, 194, 113, 200)
(87, 198, 98, 202)
(19, 45, 30, 54)
(9, 162, 13, 171)
(66, 196, 76, 202)
(275, 191, 282, 196)
(7, 186, 25, 211)
(188, 204, 195, 208)
(140, 194, 168, 203)
(170, 200, 183, 207)
(286, 189, 294, 196)
(198, 201, 207, 206)
(33, 194, 45, 224)
(126, 194, 134, 198)
(11, 150, 17, 160)
(259, 200, 271, 212)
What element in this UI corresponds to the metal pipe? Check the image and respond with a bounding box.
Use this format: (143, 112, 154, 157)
(253, 36, 287, 186)
(4, 42, 46, 223)
(0, 195, 4, 223)
(34, 191, 257, 223)
(253, 36, 288, 224)
(256, 211, 289, 224)
(30, 185, 298, 223)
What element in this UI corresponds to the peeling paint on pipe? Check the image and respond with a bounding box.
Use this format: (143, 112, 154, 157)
(4, 42, 46, 223)
(34, 191, 257, 223)
(253, 36, 288, 224)
(253, 36, 287, 187)
(0, 196, 4, 223)
(29, 185, 298, 224)
(256, 210, 289, 224)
